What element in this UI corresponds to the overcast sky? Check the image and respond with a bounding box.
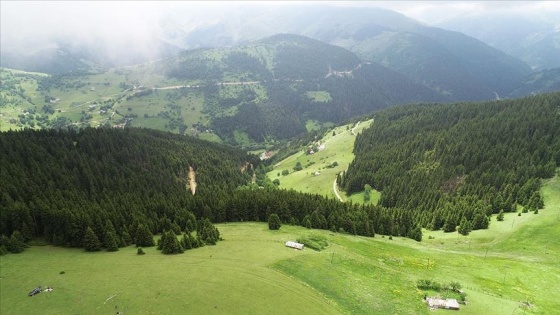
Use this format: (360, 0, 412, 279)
(2, 1, 559, 53)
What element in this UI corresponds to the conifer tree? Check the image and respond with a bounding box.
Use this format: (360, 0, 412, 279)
(161, 230, 183, 254)
(83, 227, 101, 252)
(443, 215, 456, 233)
(135, 223, 155, 247)
(190, 233, 199, 248)
(497, 210, 505, 221)
(6, 231, 25, 253)
(121, 231, 133, 246)
(105, 231, 119, 252)
(458, 218, 471, 236)
(268, 213, 282, 230)
(181, 233, 193, 250)
(409, 225, 422, 242)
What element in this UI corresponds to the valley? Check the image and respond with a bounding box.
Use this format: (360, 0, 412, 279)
(266, 119, 380, 204)
(1, 2, 559, 314)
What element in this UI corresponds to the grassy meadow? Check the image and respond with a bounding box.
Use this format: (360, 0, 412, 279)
(267, 119, 380, 203)
(1, 174, 558, 314)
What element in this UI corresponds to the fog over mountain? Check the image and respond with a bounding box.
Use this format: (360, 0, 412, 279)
(1, 1, 558, 70)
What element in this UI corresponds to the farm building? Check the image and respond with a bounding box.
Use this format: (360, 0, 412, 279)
(285, 241, 304, 250)
(426, 297, 460, 310)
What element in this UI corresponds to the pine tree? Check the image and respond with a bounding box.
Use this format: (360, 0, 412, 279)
(121, 231, 133, 246)
(443, 215, 456, 233)
(409, 226, 422, 242)
(135, 223, 155, 247)
(181, 233, 193, 250)
(364, 184, 372, 202)
(190, 233, 199, 248)
(471, 212, 489, 230)
(161, 230, 183, 254)
(7, 231, 25, 253)
(497, 210, 504, 221)
(458, 218, 471, 236)
(83, 227, 101, 252)
(268, 213, 282, 230)
(105, 231, 119, 252)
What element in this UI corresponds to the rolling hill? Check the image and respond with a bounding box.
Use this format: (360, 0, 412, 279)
(0, 34, 443, 147)
(508, 68, 560, 98)
(437, 13, 560, 71)
(341, 92, 560, 234)
(161, 5, 535, 101)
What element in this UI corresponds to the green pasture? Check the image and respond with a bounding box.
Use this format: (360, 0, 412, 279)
(305, 90, 332, 102)
(0, 224, 340, 315)
(2, 174, 558, 314)
(268, 119, 379, 201)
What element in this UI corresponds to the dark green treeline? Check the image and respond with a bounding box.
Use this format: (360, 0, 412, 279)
(341, 92, 560, 233)
(0, 127, 418, 254)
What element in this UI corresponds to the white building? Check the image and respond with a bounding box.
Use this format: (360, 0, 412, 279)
(285, 241, 304, 250)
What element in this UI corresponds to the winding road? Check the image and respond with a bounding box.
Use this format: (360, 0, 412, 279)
(330, 120, 367, 202)
(333, 177, 344, 202)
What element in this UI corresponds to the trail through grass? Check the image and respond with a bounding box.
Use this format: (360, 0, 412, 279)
(268, 119, 380, 202)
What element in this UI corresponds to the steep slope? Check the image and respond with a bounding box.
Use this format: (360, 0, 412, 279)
(161, 5, 533, 101)
(508, 68, 560, 98)
(341, 92, 560, 234)
(0, 127, 425, 249)
(437, 13, 560, 71)
(1, 35, 442, 146)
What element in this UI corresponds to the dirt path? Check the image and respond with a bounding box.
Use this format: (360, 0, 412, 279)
(351, 121, 361, 135)
(154, 81, 261, 91)
(333, 177, 344, 202)
(188, 166, 197, 195)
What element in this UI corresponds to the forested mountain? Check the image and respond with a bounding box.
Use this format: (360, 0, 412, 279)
(340, 92, 560, 233)
(3, 5, 542, 101)
(508, 68, 560, 98)
(164, 34, 441, 143)
(0, 127, 425, 253)
(0, 35, 442, 146)
(161, 5, 534, 101)
(437, 13, 560, 71)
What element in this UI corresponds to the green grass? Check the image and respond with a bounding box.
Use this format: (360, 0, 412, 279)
(268, 119, 379, 201)
(305, 90, 332, 102)
(0, 224, 340, 315)
(345, 190, 381, 205)
(1, 175, 559, 314)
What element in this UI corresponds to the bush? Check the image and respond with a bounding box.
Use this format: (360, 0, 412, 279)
(297, 234, 328, 251)
(137, 247, 145, 255)
(417, 279, 442, 291)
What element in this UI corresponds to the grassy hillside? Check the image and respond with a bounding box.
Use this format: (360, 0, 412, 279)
(162, 5, 534, 101)
(266, 118, 380, 204)
(2, 173, 558, 314)
(0, 34, 442, 147)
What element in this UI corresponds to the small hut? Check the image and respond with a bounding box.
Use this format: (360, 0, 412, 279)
(426, 297, 460, 310)
(285, 241, 304, 250)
